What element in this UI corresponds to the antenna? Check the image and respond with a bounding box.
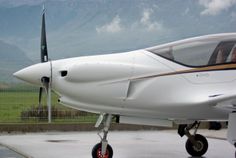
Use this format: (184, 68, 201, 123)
(42, 4, 46, 14)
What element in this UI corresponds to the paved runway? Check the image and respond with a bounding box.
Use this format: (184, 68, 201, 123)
(0, 130, 235, 158)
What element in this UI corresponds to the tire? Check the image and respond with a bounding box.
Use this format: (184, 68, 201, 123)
(92, 143, 113, 158)
(185, 134, 208, 157)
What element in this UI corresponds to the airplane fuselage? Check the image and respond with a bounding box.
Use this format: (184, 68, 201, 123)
(16, 47, 235, 121)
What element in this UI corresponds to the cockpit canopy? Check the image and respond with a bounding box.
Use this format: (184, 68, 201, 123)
(147, 37, 236, 67)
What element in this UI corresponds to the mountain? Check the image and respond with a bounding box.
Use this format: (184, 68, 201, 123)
(0, 40, 32, 82)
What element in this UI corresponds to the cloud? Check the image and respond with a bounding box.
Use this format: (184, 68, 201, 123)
(140, 9, 152, 25)
(183, 8, 190, 15)
(96, 15, 122, 34)
(140, 9, 163, 32)
(199, 0, 236, 15)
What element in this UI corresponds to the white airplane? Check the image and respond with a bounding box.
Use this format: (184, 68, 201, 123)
(14, 10, 236, 158)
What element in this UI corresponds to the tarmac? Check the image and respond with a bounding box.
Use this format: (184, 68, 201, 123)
(0, 145, 25, 158)
(0, 129, 235, 158)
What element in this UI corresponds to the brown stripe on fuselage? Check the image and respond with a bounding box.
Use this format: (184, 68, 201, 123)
(132, 63, 236, 80)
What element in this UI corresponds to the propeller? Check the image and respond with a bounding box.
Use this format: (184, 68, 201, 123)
(38, 6, 52, 123)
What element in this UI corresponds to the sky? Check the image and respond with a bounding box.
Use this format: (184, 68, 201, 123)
(0, 0, 235, 15)
(0, 0, 236, 61)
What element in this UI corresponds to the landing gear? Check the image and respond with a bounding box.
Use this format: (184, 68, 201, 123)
(92, 114, 113, 158)
(178, 121, 208, 157)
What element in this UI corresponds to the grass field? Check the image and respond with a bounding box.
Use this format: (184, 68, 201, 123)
(0, 85, 98, 123)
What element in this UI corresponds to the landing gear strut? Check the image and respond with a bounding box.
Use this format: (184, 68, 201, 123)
(178, 121, 208, 157)
(92, 114, 113, 158)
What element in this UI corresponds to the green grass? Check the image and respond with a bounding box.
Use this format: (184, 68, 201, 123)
(0, 91, 53, 123)
(0, 87, 98, 123)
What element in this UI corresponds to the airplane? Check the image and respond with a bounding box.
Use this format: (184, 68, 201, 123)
(13, 9, 236, 158)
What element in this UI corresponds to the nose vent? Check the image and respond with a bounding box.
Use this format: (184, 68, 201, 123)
(60, 70, 68, 77)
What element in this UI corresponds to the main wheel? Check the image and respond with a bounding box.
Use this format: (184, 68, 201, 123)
(92, 143, 113, 158)
(185, 134, 208, 157)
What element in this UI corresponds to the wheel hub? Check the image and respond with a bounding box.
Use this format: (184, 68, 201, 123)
(96, 147, 109, 158)
(193, 141, 204, 152)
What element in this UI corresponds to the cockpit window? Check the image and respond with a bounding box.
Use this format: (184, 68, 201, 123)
(150, 47, 174, 60)
(227, 44, 236, 62)
(208, 41, 236, 65)
(148, 40, 236, 67)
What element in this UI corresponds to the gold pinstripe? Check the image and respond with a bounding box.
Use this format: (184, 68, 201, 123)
(132, 63, 236, 80)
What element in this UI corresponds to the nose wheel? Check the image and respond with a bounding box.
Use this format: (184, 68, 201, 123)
(92, 143, 113, 158)
(92, 114, 113, 158)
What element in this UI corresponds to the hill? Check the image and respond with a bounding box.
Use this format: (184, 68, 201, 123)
(0, 40, 33, 83)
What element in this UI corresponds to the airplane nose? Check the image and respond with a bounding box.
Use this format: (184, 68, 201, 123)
(13, 62, 51, 86)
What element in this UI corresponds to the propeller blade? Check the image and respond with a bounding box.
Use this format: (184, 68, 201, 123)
(38, 87, 43, 114)
(39, 87, 43, 106)
(41, 7, 48, 63)
(41, 77, 51, 123)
